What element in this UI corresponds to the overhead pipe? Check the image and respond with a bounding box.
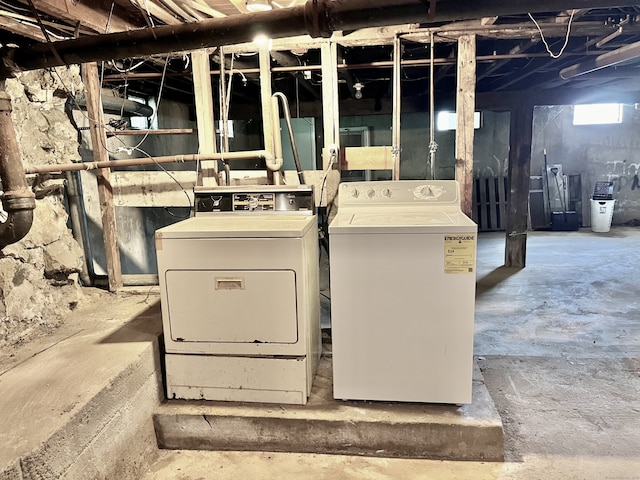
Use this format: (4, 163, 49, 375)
(3, 0, 640, 73)
(24, 151, 275, 175)
(270, 96, 285, 178)
(272, 92, 304, 184)
(0, 88, 36, 248)
(560, 40, 640, 79)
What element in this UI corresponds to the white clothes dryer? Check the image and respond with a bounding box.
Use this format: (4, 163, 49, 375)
(156, 185, 320, 405)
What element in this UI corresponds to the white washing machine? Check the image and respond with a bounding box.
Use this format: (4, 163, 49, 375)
(155, 185, 320, 405)
(329, 180, 477, 404)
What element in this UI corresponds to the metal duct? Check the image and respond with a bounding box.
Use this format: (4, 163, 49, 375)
(0, 88, 36, 248)
(74, 93, 154, 117)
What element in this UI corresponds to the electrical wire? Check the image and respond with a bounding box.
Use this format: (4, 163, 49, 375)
(130, 147, 193, 218)
(110, 59, 146, 73)
(47, 58, 193, 212)
(528, 9, 576, 59)
(143, 0, 156, 27)
(105, 2, 114, 34)
(105, 54, 170, 154)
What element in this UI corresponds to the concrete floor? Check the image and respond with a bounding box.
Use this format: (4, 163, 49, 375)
(2, 228, 640, 479)
(144, 227, 640, 479)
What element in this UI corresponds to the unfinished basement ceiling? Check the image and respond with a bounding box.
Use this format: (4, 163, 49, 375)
(1, 1, 640, 109)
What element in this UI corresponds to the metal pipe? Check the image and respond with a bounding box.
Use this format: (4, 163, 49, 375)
(219, 46, 231, 186)
(594, 26, 624, 48)
(101, 51, 607, 81)
(325, 0, 640, 32)
(429, 32, 436, 180)
(270, 96, 285, 181)
(273, 92, 304, 185)
(5, 0, 639, 73)
(0, 88, 36, 248)
(24, 150, 275, 175)
(392, 35, 401, 181)
(65, 171, 92, 285)
(560, 40, 640, 79)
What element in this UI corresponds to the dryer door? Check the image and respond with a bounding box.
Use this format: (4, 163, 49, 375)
(165, 269, 298, 344)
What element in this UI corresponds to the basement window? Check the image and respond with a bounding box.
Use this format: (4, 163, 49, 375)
(436, 111, 482, 131)
(128, 95, 150, 130)
(573, 103, 623, 125)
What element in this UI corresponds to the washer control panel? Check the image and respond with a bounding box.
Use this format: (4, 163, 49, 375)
(339, 180, 459, 208)
(194, 185, 314, 215)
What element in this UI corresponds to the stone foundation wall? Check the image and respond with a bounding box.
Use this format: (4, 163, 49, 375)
(0, 67, 86, 347)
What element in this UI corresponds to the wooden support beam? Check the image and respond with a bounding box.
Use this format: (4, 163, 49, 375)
(81, 62, 122, 292)
(455, 34, 476, 218)
(505, 103, 534, 268)
(259, 44, 276, 184)
(481, 16, 498, 25)
(111, 171, 196, 207)
(321, 41, 340, 169)
(191, 49, 218, 186)
(339, 146, 394, 171)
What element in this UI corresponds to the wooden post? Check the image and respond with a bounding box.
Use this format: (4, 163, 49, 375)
(505, 103, 534, 268)
(455, 34, 476, 218)
(321, 41, 340, 169)
(258, 43, 276, 184)
(81, 62, 122, 292)
(191, 49, 218, 186)
(392, 35, 402, 180)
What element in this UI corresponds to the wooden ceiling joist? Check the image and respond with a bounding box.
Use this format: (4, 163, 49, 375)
(159, 0, 201, 22)
(27, 0, 144, 34)
(0, 16, 45, 41)
(188, 1, 228, 19)
(130, 0, 181, 25)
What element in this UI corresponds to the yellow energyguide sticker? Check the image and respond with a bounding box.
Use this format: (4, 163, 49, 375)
(444, 234, 476, 274)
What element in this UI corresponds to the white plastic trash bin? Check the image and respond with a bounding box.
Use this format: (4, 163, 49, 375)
(590, 199, 615, 233)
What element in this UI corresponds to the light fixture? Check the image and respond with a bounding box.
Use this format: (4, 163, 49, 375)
(354, 82, 363, 100)
(246, 0, 272, 12)
(252, 34, 272, 50)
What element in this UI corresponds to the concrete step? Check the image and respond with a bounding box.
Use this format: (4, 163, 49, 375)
(153, 355, 504, 462)
(0, 293, 164, 480)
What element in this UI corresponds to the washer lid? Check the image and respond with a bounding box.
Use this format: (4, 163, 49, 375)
(156, 215, 316, 239)
(329, 211, 476, 234)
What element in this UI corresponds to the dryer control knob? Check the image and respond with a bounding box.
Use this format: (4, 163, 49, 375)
(351, 188, 360, 198)
(366, 188, 376, 198)
(381, 188, 391, 198)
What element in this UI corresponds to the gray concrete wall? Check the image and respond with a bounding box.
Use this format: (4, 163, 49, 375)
(532, 104, 640, 226)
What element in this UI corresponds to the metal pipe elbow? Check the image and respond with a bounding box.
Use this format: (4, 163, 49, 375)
(0, 208, 34, 248)
(0, 191, 36, 248)
(263, 149, 283, 172)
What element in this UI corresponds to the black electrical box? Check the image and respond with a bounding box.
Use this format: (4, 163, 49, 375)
(551, 211, 579, 231)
